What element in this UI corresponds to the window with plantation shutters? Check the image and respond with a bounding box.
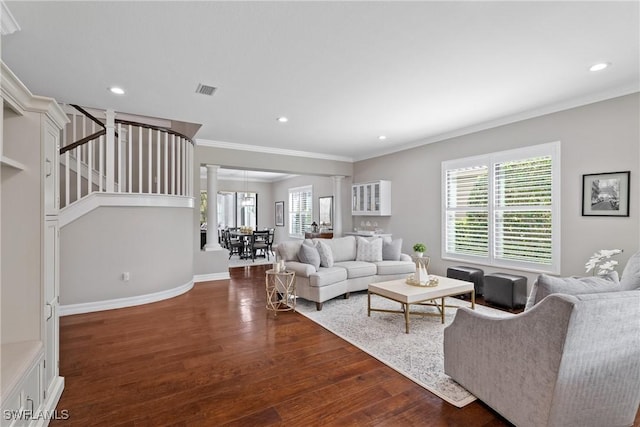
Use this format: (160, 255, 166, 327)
(289, 185, 313, 238)
(442, 142, 560, 273)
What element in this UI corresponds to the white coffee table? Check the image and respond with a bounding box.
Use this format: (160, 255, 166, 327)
(368, 275, 475, 333)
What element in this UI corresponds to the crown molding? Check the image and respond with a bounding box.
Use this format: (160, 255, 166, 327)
(354, 84, 640, 162)
(196, 139, 354, 163)
(1, 1, 20, 36)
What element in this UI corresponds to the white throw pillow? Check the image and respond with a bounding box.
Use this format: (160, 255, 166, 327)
(356, 237, 383, 262)
(315, 240, 334, 268)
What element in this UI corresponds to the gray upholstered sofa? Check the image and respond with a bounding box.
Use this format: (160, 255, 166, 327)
(277, 235, 415, 310)
(443, 251, 640, 427)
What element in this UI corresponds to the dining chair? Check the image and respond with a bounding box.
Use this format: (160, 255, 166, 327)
(250, 230, 270, 261)
(225, 229, 244, 259)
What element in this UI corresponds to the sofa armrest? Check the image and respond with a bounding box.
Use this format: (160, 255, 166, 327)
(399, 253, 412, 262)
(444, 295, 576, 426)
(284, 261, 316, 278)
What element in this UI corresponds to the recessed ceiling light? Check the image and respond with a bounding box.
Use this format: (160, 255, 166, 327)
(378, 135, 387, 140)
(589, 62, 610, 72)
(277, 117, 288, 123)
(109, 86, 125, 95)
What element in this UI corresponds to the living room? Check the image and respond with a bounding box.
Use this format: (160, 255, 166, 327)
(1, 1, 639, 425)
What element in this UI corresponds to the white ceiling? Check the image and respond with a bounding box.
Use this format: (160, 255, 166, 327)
(3, 1, 639, 161)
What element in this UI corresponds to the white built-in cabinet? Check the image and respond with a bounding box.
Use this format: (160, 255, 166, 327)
(1, 62, 67, 426)
(351, 180, 391, 216)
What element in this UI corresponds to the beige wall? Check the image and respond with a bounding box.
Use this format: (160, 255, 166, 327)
(353, 93, 640, 286)
(60, 206, 194, 305)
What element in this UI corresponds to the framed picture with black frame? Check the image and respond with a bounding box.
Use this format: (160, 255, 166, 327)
(582, 171, 630, 217)
(275, 201, 285, 226)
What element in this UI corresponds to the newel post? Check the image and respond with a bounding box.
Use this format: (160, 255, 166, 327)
(105, 109, 115, 192)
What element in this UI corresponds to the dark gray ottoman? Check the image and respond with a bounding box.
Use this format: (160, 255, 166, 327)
(446, 266, 484, 296)
(484, 273, 527, 309)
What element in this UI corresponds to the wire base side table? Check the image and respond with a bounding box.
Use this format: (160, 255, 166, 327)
(265, 269, 296, 317)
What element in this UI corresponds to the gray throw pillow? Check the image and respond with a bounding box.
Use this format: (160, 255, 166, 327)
(382, 238, 403, 261)
(315, 240, 334, 267)
(620, 251, 640, 291)
(298, 243, 320, 271)
(528, 272, 621, 309)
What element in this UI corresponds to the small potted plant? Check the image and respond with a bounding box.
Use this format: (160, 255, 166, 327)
(413, 243, 426, 257)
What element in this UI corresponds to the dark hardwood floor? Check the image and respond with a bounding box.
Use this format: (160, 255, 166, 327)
(52, 265, 639, 426)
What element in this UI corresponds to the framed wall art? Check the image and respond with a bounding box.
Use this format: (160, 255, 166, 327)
(275, 201, 285, 226)
(582, 171, 630, 217)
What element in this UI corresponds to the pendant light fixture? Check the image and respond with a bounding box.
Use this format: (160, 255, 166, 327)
(241, 170, 252, 206)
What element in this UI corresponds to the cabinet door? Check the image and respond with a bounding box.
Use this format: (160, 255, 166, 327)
(43, 220, 60, 395)
(44, 302, 59, 396)
(43, 220, 58, 305)
(43, 118, 60, 216)
(373, 182, 380, 212)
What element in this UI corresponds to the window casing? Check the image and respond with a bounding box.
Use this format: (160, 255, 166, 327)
(288, 185, 313, 238)
(442, 142, 560, 273)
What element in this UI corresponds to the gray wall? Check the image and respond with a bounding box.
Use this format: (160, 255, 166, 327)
(353, 93, 639, 285)
(271, 174, 353, 244)
(60, 206, 194, 305)
(194, 145, 354, 273)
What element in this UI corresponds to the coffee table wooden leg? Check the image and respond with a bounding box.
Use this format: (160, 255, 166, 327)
(471, 289, 476, 310)
(441, 298, 446, 324)
(404, 303, 410, 333)
(367, 291, 371, 317)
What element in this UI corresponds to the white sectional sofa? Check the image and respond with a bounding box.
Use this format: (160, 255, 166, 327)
(277, 235, 415, 310)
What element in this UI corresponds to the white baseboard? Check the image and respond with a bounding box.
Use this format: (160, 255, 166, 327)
(59, 280, 194, 316)
(194, 272, 230, 283)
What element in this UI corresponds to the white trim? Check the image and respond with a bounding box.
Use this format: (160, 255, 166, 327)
(59, 280, 195, 316)
(1, 1, 20, 35)
(194, 272, 230, 283)
(196, 138, 354, 163)
(34, 377, 65, 427)
(60, 192, 194, 227)
(354, 85, 639, 162)
(1, 61, 69, 128)
(441, 142, 560, 274)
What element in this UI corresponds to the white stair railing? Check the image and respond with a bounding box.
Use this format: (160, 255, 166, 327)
(59, 105, 193, 209)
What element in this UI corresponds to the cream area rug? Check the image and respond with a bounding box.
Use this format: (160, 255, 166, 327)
(295, 291, 512, 408)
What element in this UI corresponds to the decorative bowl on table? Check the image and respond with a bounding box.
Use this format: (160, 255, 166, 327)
(406, 274, 439, 287)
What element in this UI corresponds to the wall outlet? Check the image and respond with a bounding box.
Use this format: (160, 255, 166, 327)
(122, 272, 130, 282)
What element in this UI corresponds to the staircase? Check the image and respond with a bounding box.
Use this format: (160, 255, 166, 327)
(59, 105, 194, 223)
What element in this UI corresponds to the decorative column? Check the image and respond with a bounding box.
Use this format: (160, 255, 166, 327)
(332, 176, 345, 237)
(204, 164, 222, 250)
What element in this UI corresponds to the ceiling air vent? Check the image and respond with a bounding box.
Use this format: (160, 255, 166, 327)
(195, 83, 217, 96)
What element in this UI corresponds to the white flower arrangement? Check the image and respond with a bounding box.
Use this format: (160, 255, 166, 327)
(585, 249, 623, 276)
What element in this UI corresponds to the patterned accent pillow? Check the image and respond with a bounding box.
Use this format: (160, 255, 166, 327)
(356, 237, 383, 262)
(315, 240, 334, 268)
(382, 238, 403, 261)
(298, 243, 320, 271)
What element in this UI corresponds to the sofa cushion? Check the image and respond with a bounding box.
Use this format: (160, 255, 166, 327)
(334, 260, 377, 279)
(278, 240, 303, 262)
(298, 242, 320, 271)
(356, 237, 383, 262)
(525, 272, 621, 310)
(374, 260, 416, 275)
(322, 236, 357, 262)
(315, 240, 334, 268)
(309, 267, 348, 287)
(620, 251, 640, 291)
(382, 238, 403, 261)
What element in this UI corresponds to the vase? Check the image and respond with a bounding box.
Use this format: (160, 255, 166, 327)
(415, 252, 423, 258)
